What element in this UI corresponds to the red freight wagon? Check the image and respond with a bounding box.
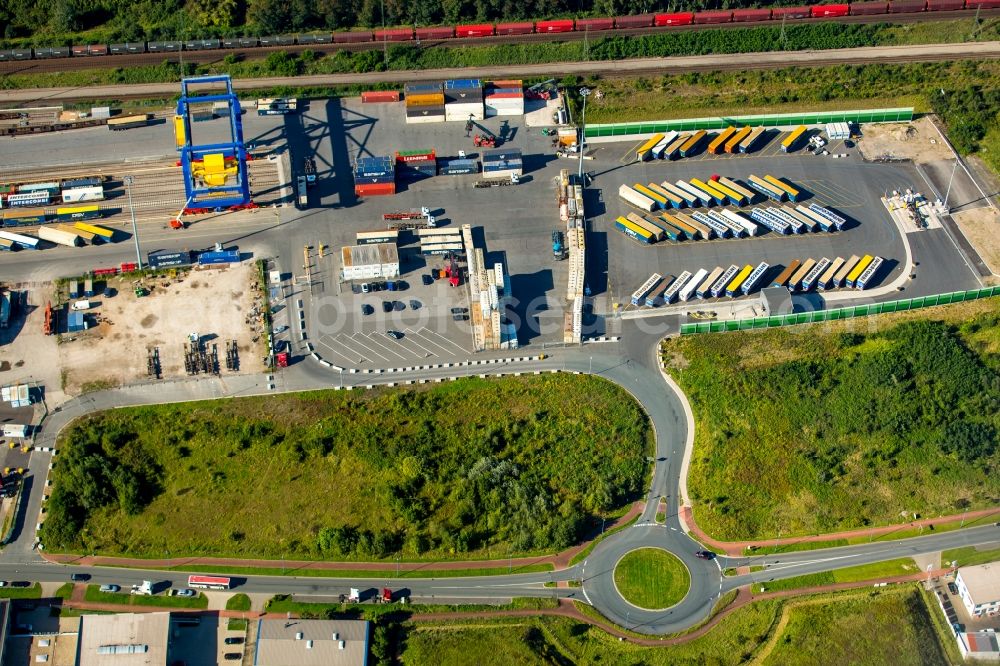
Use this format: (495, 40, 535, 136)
(654, 12, 694, 25)
(536, 19, 575, 32)
(496, 21, 535, 34)
(926, 0, 965, 9)
(456, 23, 495, 37)
(71, 45, 89, 56)
(90, 44, 108, 55)
(811, 4, 850, 16)
(576, 17, 615, 30)
(772, 5, 812, 18)
(968, 0, 1000, 7)
(415, 26, 455, 39)
(374, 28, 413, 41)
(333, 31, 374, 43)
(732, 8, 772, 21)
(615, 13, 655, 27)
(851, 1, 889, 14)
(693, 10, 733, 23)
(888, 0, 927, 11)
(362, 91, 401, 103)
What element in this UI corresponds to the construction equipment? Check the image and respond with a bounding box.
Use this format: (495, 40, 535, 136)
(469, 117, 500, 147)
(42, 301, 54, 335)
(384, 207, 436, 229)
(225, 340, 239, 371)
(133, 281, 148, 298)
(147, 347, 161, 379)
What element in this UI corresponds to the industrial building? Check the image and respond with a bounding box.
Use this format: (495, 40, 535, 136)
(78, 612, 171, 666)
(255, 618, 370, 666)
(956, 563, 1000, 618)
(340, 243, 400, 281)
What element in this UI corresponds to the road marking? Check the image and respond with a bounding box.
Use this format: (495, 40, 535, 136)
(342, 334, 391, 363)
(398, 331, 439, 358)
(361, 332, 410, 361)
(411, 327, 469, 355)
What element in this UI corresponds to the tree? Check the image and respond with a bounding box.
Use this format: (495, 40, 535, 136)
(188, 0, 238, 27)
(248, 0, 291, 33)
(940, 421, 996, 462)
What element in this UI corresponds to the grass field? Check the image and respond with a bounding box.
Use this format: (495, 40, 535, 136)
(265, 595, 558, 619)
(43, 375, 651, 561)
(941, 545, 1000, 568)
(83, 586, 209, 609)
(613, 548, 690, 610)
(0, 584, 41, 599)
(756, 557, 918, 593)
(665, 298, 1000, 540)
(225, 593, 251, 612)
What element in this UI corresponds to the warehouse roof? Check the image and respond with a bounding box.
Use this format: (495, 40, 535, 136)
(78, 612, 170, 666)
(341, 243, 398, 268)
(255, 619, 369, 666)
(958, 563, 1000, 604)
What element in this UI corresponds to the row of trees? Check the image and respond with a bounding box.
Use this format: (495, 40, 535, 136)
(1, 0, 834, 42)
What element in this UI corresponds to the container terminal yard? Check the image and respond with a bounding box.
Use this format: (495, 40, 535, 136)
(0, 52, 999, 654)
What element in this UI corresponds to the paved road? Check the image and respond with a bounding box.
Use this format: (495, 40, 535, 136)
(3, 42, 1000, 104)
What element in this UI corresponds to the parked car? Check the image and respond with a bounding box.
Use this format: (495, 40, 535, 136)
(421, 274, 434, 286)
(948, 582, 959, 595)
(223, 653, 242, 661)
(452, 314, 469, 321)
(386, 330, 404, 340)
(224, 637, 244, 645)
(382, 301, 393, 313)
(273, 325, 288, 334)
(0, 581, 7, 587)
(409, 300, 421, 310)
(361, 282, 370, 293)
(450, 307, 468, 314)
(392, 301, 405, 312)
(274, 340, 288, 352)
(70, 573, 90, 582)
(176, 588, 196, 597)
(361, 304, 374, 316)
(694, 551, 715, 560)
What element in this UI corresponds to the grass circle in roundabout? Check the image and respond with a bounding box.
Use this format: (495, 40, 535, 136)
(613, 547, 691, 611)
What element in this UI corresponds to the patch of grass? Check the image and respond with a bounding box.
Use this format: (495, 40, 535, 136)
(940, 545, 1000, 568)
(655, 511, 666, 523)
(743, 539, 851, 556)
(83, 586, 208, 609)
(568, 513, 640, 567)
(613, 548, 690, 610)
(0, 584, 41, 599)
(667, 298, 1000, 541)
(401, 623, 558, 666)
(265, 595, 557, 619)
(43, 376, 651, 562)
(53, 583, 75, 600)
(756, 558, 918, 593)
(227, 618, 248, 631)
(760, 588, 950, 665)
(129, 562, 553, 578)
(225, 593, 251, 612)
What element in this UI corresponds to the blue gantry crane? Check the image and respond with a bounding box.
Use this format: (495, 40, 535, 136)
(173, 75, 253, 214)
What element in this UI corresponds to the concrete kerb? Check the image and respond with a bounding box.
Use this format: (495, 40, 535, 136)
(658, 356, 695, 511)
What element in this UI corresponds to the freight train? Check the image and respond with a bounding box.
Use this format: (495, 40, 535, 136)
(0, 0, 994, 62)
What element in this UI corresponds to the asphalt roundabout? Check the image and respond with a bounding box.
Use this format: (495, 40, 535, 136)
(613, 547, 691, 610)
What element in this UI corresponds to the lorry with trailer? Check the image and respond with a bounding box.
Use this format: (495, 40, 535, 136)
(552, 231, 566, 260)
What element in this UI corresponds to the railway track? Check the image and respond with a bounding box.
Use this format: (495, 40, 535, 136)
(0, 9, 997, 77)
(1, 42, 999, 105)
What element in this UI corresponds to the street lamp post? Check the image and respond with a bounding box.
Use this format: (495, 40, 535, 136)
(943, 160, 959, 213)
(123, 175, 143, 270)
(577, 87, 591, 181)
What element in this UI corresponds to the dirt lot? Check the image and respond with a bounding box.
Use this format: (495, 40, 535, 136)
(0, 264, 266, 406)
(951, 207, 1000, 282)
(856, 116, 956, 163)
(58, 263, 266, 395)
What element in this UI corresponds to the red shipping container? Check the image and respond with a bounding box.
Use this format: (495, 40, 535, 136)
(415, 26, 455, 39)
(396, 151, 436, 162)
(614, 14, 655, 27)
(576, 17, 615, 31)
(536, 19, 575, 33)
(772, 6, 812, 18)
(456, 23, 495, 37)
(490, 79, 523, 87)
(355, 182, 396, 197)
(333, 31, 374, 43)
(693, 10, 733, 23)
(888, 0, 927, 12)
(851, 1, 889, 14)
(968, 0, 1000, 7)
(654, 12, 694, 26)
(90, 44, 108, 55)
(485, 92, 525, 99)
(120, 262, 138, 272)
(732, 8, 772, 21)
(496, 22, 535, 35)
(926, 0, 965, 9)
(362, 91, 401, 103)
(811, 4, 850, 17)
(374, 28, 414, 41)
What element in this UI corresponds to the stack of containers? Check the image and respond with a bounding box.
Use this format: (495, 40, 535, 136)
(405, 82, 445, 124)
(444, 79, 484, 121)
(396, 150, 437, 180)
(438, 157, 480, 176)
(481, 148, 523, 179)
(354, 156, 396, 196)
(485, 80, 525, 116)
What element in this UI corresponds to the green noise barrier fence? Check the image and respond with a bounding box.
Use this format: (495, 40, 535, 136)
(680, 286, 1000, 335)
(586, 108, 914, 138)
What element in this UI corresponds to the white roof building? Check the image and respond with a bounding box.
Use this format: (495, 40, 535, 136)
(254, 619, 369, 666)
(956, 562, 1000, 618)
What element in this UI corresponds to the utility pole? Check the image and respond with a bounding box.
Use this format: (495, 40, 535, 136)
(944, 160, 959, 213)
(577, 87, 591, 181)
(123, 175, 143, 270)
(381, 0, 388, 66)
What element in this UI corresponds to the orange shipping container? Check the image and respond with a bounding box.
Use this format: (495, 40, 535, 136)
(362, 91, 401, 103)
(406, 92, 446, 106)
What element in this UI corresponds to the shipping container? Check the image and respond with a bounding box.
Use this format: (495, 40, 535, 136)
(832, 255, 860, 288)
(0, 230, 39, 250)
(406, 92, 446, 106)
(856, 256, 884, 290)
(770, 260, 801, 288)
(654, 12, 695, 25)
(631, 273, 663, 305)
(56, 205, 100, 222)
(676, 180, 712, 207)
(707, 210, 745, 237)
(692, 211, 730, 238)
(721, 209, 757, 235)
(374, 28, 414, 41)
(644, 279, 671, 307)
(627, 213, 668, 241)
(415, 27, 455, 39)
(615, 13, 655, 27)
(634, 184, 669, 209)
(781, 125, 808, 152)
(748, 174, 786, 202)
(616, 216, 655, 244)
(536, 19, 575, 32)
(107, 114, 151, 131)
(680, 268, 708, 301)
(660, 181, 698, 207)
(37, 226, 83, 248)
(811, 3, 850, 16)
(696, 267, 724, 299)
(708, 127, 736, 154)
(61, 176, 105, 189)
(663, 271, 692, 305)
(576, 17, 615, 30)
(619, 184, 656, 211)
(733, 8, 772, 21)
(650, 131, 678, 159)
(717, 177, 755, 203)
(772, 5, 812, 18)
(679, 130, 707, 158)
(691, 178, 735, 205)
(648, 183, 685, 209)
(198, 249, 241, 265)
(801, 257, 831, 292)
(357, 229, 401, 245)
(725, 265, 753, 299)
(846, 255, 875, 288)
(355, 182, 397, 197)
(711, 265, 740, 298)
(787, 258, 817, 292)
(663, 133, 689, 160)
(694, 10, 733, 23)
(781, 205, 818, 232)
(74, 222, 115, 242)
(808, 203, 847, 230)
(797, 205, 835, 232)
(662, 213, 699, 239)
(764, 175, 801, 201)
(495, 22, 535, 35)
(851, 1, 890, 14)
(61, 186, 105, 203)
(675, 212, 712, 239)
(739, 126, 767, 153)
(817, 257, 846, 290)
(7, 192, 50, 207)
(748, 208, 790, 235)
(361, 91, 401, 103)
(741, 262, 770, 295)
(2, 209, 47, 226)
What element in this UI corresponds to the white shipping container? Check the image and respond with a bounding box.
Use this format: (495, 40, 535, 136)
(721, 209, 758, 236)
(679, 268, 708, 301)
(91, 106, 111, 119)
(619, 184, 655, 212)
(61, 186, 105, 203)
(405, 114, 446, 124)
(37, 226, 83, 247)
(482, 168, 522, 179)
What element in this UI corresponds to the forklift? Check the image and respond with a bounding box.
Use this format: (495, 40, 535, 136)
(468, 114, 499, 148)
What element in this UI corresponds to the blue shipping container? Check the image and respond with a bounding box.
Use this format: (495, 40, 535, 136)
(354, 175, 395, 185)
(482, 149, 522, 161)
(445, 79, 482, 89)
(198, 250, 240, 265)
(148, 250, 192, 268)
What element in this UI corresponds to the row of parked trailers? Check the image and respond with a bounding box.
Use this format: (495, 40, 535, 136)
(0, 176, 107, 208)
(0, 221, 115, 250)
(3, 1, 994, 61)
(620, 174, 801, 213)
(631, 253, 884, 308)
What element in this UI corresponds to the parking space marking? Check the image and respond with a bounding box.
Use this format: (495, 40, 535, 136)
(410, 327, 470, 355)
(361, 332, 414, 360)
(317, 337, 365, 366)
(395, 334, 437, 359)
(797, 179, 860, 208)
(324, 334, 389, 364)
(347, 334, 397, 363)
